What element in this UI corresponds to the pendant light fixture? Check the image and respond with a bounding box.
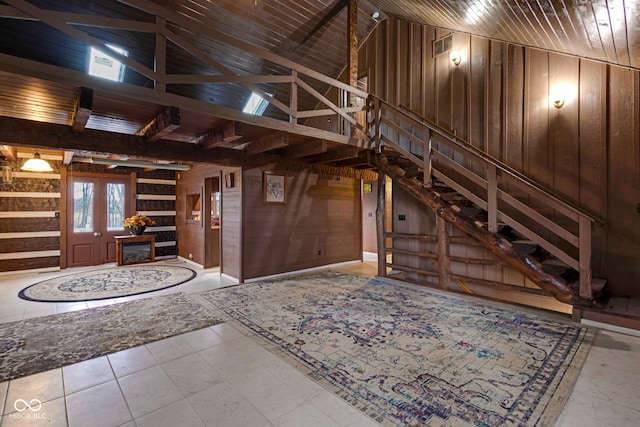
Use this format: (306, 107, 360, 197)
(21, 151, 53, 172)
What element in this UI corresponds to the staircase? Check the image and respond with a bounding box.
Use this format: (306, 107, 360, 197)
(365, 95, 604, 308)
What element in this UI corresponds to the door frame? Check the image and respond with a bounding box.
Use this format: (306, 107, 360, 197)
(60, 168, 136, 269)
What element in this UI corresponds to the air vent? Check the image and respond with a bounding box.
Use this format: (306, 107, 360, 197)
(433, 35, 452, 56)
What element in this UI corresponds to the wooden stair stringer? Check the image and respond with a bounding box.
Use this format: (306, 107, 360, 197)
(369, 152, 593, 307)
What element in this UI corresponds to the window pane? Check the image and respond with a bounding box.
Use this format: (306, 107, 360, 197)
(73, 182, 94, 232)
(107, 183, 125, 231)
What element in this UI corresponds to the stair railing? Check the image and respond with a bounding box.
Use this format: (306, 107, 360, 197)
(368, 95, 599, 299)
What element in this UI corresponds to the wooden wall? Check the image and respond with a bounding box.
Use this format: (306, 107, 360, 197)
(361, 18, 640, 297)
(242, 168, 362, 280)
(176, 163, 241, 279)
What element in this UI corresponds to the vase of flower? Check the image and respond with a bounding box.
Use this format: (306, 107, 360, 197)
(123, 214, 156, 236)
(129, 225, 146, 235)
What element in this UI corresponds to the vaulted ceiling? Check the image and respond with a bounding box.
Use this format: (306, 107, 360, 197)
(0, 0, 637, 171)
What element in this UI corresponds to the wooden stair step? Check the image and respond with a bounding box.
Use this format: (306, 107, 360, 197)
(512, 239, 538, 254)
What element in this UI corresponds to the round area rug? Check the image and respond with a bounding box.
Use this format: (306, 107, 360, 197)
(18, 265, 197, 302)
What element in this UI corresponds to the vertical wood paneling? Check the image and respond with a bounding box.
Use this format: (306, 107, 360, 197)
(549, 54, 580, 202)
(505, 45, 525, 171)
(451, 33, 469, 141)
(422, 26, 437, 123)
(524, 49, 551, 187)
(469, 36, 487, 151)
(487, 40, 504, 161)
(606, 67, 639, 295)
(578, 60, 607, 276)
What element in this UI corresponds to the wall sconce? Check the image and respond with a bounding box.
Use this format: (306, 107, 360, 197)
(450, 51, 461, 66)
(1, 164, 13, 184)
(553, 98, 565, 109)
(21, 151, 53, 172)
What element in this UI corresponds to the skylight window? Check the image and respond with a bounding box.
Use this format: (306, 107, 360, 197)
(242, 92, 270, 116)
(88, 45, 128, 82)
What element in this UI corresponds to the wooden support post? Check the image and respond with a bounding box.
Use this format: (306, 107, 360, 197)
(155, 16, 166, 92)
(376, 172, 387, 277)
(290, 70, 298, 123)
(424, 127, 432, 188)
(347, 0, 358, 136)
(436, 213, 451, 290)
(579, 216, 593, 299)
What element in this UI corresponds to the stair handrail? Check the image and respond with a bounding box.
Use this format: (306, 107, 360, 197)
(395, 102, 603, 225)
(368, 94, 599, 299)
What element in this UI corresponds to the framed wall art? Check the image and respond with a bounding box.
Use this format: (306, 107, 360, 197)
(263, 171, 287, 204)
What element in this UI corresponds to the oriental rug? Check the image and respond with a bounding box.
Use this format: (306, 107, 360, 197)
(199, 270, 593, 427)
(18, 265, 196, 302)
(0, 293, 223, 382)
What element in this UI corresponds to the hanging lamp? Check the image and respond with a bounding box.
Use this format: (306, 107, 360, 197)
(21, 152, 53, 172)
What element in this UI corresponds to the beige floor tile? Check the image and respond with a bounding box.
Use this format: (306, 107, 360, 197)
(135, 399, 204, 427)
(108, 345, 157, 378)
(118, 365, 183, 418)
(161, 353, 225, 396)
(62, 356, 115, 395)
(66, 380, 132, 427)
(4, 369, 63, 415)
(1, 396, 67, 427)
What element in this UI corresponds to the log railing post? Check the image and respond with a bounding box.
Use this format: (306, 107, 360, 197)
(424, 127, 433, 188)
(436, 213, 451, 290)
(579, 215, 593, 299)
(487, 164, 497, 232)
(373, 97, 382, 152)
(376, 172, 387, 277)
(290, 70, 298, 124)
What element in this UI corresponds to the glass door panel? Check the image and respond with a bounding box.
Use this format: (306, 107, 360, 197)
(73, 181, 94, 232)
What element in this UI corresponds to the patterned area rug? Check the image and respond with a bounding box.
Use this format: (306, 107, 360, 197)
(18, 265, 196, 302)
(0, 293, 223, 382)
(199, 270, 593, 427)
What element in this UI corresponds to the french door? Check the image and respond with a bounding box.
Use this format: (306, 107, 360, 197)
(66, 175, 131, 267)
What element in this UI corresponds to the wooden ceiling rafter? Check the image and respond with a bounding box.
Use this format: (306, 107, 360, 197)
(244, 132, 289, 154)
(280, 139, 328, 159)
(196, 121, 243, 150)
(136, 106, 181, 142)
(72, 86, 93, 134)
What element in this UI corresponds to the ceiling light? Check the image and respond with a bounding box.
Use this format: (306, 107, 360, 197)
(371, 11, 380, 20)
(21, 152, 53, 172)
(89, 157, 190, 171)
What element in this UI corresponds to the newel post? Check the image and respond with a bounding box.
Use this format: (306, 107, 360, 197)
(376, 172, 387, 277)
(487, 164, 497, 232)
(579, 216, 593, 299)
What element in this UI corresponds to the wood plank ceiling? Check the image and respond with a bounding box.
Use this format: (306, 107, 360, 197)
(0, 0, 638, 171)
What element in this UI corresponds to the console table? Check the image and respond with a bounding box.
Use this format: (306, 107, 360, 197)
(115, 235, 155, 266)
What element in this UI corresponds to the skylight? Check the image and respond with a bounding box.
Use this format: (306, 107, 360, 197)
(242, 92, 270, 116)
(88, 45, 128, 82)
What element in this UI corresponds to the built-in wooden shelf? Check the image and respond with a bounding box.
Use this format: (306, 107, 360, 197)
(115, 235, 155, 266)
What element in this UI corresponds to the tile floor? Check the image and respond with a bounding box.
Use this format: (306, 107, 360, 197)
(1, 258, 639, 426)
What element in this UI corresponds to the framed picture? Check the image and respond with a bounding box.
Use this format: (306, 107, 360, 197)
(224, 172, 235, 188)
(263, 171, 287, 204)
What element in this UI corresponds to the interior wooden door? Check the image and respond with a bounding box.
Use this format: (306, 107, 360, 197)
(67, 175, 131, 267)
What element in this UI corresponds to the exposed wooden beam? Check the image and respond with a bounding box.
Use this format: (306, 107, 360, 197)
(0, 116, 378, 181)
(0, 144, 17, 161)
(137, 107, 180, 142)
(197, 121, 243, 150)
(245, 132, 289, 154)
(0, 116, 244, 165)
(305, 145, 359, 164)
(72, 86, 93, 133)
(280, 140, 327, 159)
(63, 151, 74, 165)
